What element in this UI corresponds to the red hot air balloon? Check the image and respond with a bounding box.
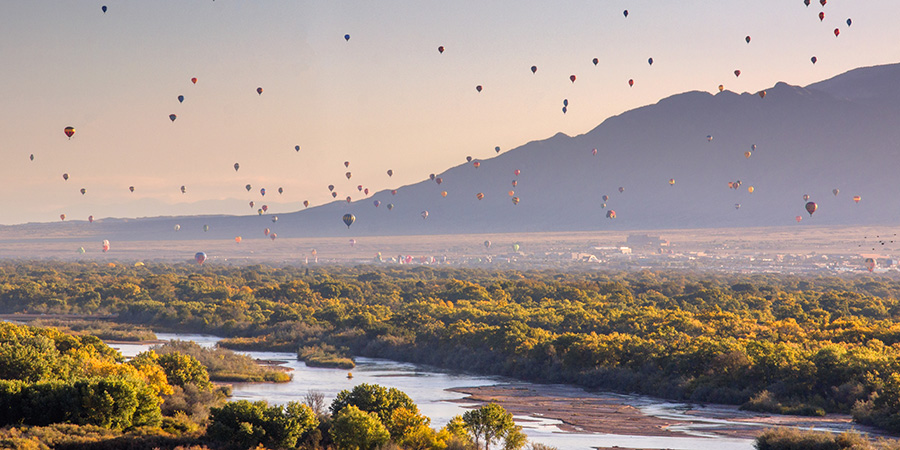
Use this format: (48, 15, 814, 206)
(820, 0, 826, 5)
(833, 28, 840, 37)
(473, 161, 480, 168)
(88, 215, 94, 223)
(805, 201, 817, 216)
(191, 77, 197, 84)
(796, 215, 803, 223)
(819, 12, 825, 21)
(628, 79, 634, 87)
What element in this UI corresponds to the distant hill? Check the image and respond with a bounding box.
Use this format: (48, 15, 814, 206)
(31, 62, 900, 241)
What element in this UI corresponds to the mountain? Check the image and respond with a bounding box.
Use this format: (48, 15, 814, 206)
(39, 62, 900, 241)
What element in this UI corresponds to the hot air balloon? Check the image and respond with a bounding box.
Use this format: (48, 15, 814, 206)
(592, 148, 598, 156)
(356, 185, 363, 192)
(669, 178, 676, 185)
(260, 188, 266, 196)
(64, 126, 75, 139)
(512, 243, 520, 252)
(819, 12, 825, 21)
(512, 180, 517, 187)
(465, 156, 472, 163)
(511, 197, 520, 205)
(348, 238, 356, 248)
(249, 201, 255, 208)
(262, 204, 269, 212)
(495, 146, 501, 154)
(256, 87, 264, 95)
(796, 215, 803, 223)
(734, 204, 741, 210)
(751, 144, 757, 151)
(811, 56, 818, 64)
(628, 79, 634, 87)
(387, 203, 394, 210)
(853, 195, 861, 203)
(804, 0, 810, 5)
(244, 184, 251, 192)
(195, 252, 207, 265)
(745, 36, 751, 43)
(391, 189, 397, 195)
(342, 213, 355, 228)
(601, 203, 606, 209)
(623, 10, 628, 17)
(619, 187, 625, 193)
(421, 210, 429, 219)
(707, 135, 713, 142)
(513, 169, 521, 176)
(345, 196, 352, 203)
(174, 224, 181, 231)
(805, 201, 817, 216)
(562, 107, 567, 114)
(531, 66, 537, 74)
(833, 189, 839, 196)
(344, 34, 350, 41)
(602, 195, 609, 202)
(88, 215, 94, 223)
(29, 154, 34, 161)
(803, 194, 810, 201)
(270, 233, 277, 241)
(593, 57, 599, 65)
(476, 193, 484, 200)
(563, 99, 568, 107)
(63, 173, 69, 181)
(473, 162, 480, 168)
(180, 185, 186, 194)
(570, 75, 576, 83)
(745, 151, 752, 158)
(328, 185, 335, 192)
(80, 188, 86, 195)
(508, 190, 515, 197)
(233, 162, 240, 172)
(235, 236, 242, 243)
(191, 77, 197, 84)
(387, 169, 393, 177)
(169, 114, 177, 122)
(758, 91, 766, 99)
(295, 145, 300, 152)
(718, 85, 724, 92)
(264, 228, 270, 236)
(203, 224, 209, 232)
(834, 28, 840, 37)
(60, 214, 66, 221)
(129, 186, 135, 193)
(846, 18, 852, 26)
(303, 200, 309, 207)
(865, 258, 876, 272)
(177, 95, 184, 103)
(748, 186, 755, 194)
(346, 172, 352, 179)
(102, 5, 107, 13)
(435, 177, 443, 185)
(271, 216, 278, 223)
(734, 70, 741, 77)
(373, 200, 381, 207)
(438, 46, 444, 54)
(441, 191, 448, 197)
(606, 210, 616, 219)
(476, 85, 482, 92)
(484, 240, 491, 249)
(647, 58, 653, 66)
(102, 240, 110, 252)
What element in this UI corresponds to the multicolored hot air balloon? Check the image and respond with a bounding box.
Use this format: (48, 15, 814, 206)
(102, 240, 110, 252)
(476, 193, 484, 200)
(64, 127, 75, 139)
(421, 210, 429, 220)
(303, 200, 309, 207)
(342, 213, 355, 228)
(606, 210, 616, 219)
(195, 252, 207, 265)
(257, 87, 263, 95)
(865, 258, 876, 272)
(484, 240, 491, 249)
(235, 236, 242, 244)
(853, 195, 861, 203)
(88, 215, 94, 223)
(805, 201, 817, 216)
(129, 186, 135, 192)
(668, 178, 676, 186)
(60, 214, 66, 221)
(511, 197, 520, 205)
(833, 189, 840, 196)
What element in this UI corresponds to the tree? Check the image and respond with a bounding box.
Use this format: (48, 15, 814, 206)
(330, 405, 390, 450)
(207, 400, 318, 449)
(461, 403, 525, 450)
(157, 352, 211, 390)
(330, 383, 416, 434)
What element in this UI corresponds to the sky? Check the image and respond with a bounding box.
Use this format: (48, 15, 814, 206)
(1, 0, 898, 225)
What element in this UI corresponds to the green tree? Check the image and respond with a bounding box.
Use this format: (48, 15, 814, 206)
(330, 405, 391, 450)
(461, 403, 525, 450)
(207, 400, 317, 449)
(330, 383, 416, 435)
(157, 352, 211, 390)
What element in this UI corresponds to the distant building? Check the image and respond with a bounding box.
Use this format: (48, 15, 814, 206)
(592, 246, 632, 255)
(626, 234, 669, 248)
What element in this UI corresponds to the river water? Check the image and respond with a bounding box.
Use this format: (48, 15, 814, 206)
(113, 333, 761, 450)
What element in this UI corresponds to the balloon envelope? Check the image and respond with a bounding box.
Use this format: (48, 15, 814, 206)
(195, 252, 207, 265)
(64, 126, 75, 138)
(805, 201, 817, 216)
(342, 213, 355, 228)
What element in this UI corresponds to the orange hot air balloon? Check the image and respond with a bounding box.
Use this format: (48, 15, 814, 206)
(805, 201, 817, 216)
(441, 191, 448, 197)
(191, 77, 197, 84)
(728, 182, 734, 189)
(508, 190, 515, 196)
(473, 161, 480, 168)
(734, 70, 741, 77)
(64, 126, 75, 139)
(511, 197, 520, 205)
(476, 193, 484, 200)
(758, 91, 766, 99)
(748, 186, 754, 193)
(257, 87, 263, 95)
(853, 195, 861, 203)
(569, 75, 576, 83)
(235, 236, 242, 243)
(628, 79, 634, 87)
(745, 151, 752, 158)
(303, 200, 309, 207)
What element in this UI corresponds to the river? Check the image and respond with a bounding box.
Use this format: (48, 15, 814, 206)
(113, 333, 761, 450)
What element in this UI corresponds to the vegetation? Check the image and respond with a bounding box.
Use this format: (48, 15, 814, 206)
(153, 340, 292, 383)
(6, 262, 900, 435)
(755, 427, 900, 450)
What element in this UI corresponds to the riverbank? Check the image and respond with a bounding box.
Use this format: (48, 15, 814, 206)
(449, 383, 882, 443)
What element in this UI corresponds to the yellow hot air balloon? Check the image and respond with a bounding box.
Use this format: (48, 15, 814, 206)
(441, 191, 448, 197)
(668, 178, 676, 186)
(748, 186, 754, 194)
